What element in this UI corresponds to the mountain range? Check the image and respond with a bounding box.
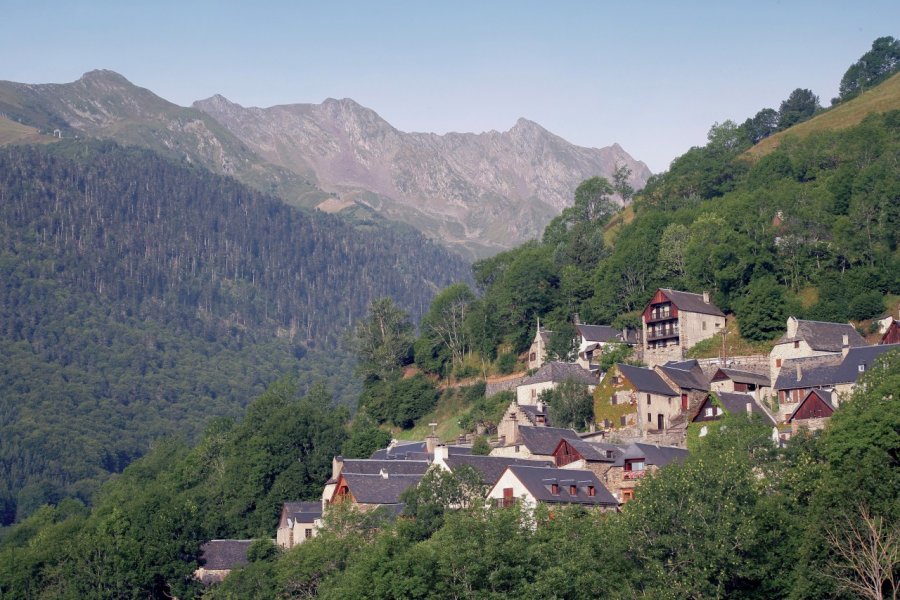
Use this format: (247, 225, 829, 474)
(0, 70, 651, 258)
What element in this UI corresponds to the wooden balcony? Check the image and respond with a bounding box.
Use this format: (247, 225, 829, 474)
(623, 470, 646, 480)
(646, 330, 679, 342)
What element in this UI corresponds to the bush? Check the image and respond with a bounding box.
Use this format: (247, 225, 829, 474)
(496, 352, 518, 374)
(847, 290, 884, 321)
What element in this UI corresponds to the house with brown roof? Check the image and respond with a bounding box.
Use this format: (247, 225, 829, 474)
(276, 501, 323, 549)
(487, 465, 618, 511)
(786, 389, 836, 435)
(641, 289, 726, 367)
(194, 539, 254, 584)
(769, 317, 866, 381)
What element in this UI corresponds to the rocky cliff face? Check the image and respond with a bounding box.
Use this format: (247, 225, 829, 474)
(194, 95, 652, 258)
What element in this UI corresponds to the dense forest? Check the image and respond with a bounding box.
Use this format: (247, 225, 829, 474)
(0, 141, 470, 525)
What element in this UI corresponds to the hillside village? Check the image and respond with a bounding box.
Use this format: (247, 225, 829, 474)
(196, 286, 899, 582)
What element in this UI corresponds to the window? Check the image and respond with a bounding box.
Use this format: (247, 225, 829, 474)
(703, 321, 707, 330)
(620, 415, 627, 426)
(776, 358, 782, 368)
(588, 485, 596, 497)
(569, 485, 577, 495)
(622, 489, 634, 502)
(668, 397, 672, 406)
(531, 389, 536, 399)
(304, 528, 313, 539)
(794, 340, 800, 349)
(705, 406, 714, 417)
(858, 364, 866, 373)
(611, 395, 617, 405)
(529, 352, 536, 361)
(646, 394, 651, 405)
(647, 412, 652, 423)
(551, 483, 559, 495)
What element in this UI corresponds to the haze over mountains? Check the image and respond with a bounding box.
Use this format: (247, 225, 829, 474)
(0, 70, 650, 258)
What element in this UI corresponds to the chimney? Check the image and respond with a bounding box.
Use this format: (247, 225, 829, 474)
(425, 422, 439, 454)
(433, 444, 449, 463)
(796, 364, 802, 381)
(702, 291, 710, 304)
(786, 316, 798, 337)
(841, 333, 850, 358)
(536, 400, 544, 413)
(332, 456, 344, 481)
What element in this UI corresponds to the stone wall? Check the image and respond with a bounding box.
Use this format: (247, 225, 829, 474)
(485, 376, 526, 397)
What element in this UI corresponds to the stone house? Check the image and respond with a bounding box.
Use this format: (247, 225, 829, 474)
(328, 471, 424, 511)
(432, 446, 552, 486)
(603, 443, 689, 503)
(496, 398, 551, 449)
(772, 355, 844, 421)
(321, 456, 431, 509)
(615, 363, 682, 433)
(515, 361, 597, 406)
(641, 288, 726, 367)
(575, 323, 639, 372)
(276, 501, 323, 549)
(552, 438, 622, 482)
(690, 391, 776, 439)
(490, 425, 581, 460)
(194, 539, 254, 584)
(527, 320, 553, 370)
(709, 367, 772, 403)
(487, 465, 618, 511)
(768, 317, 866, 382)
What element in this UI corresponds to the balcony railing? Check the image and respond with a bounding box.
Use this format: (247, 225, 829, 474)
(623, 470, 646, 480)
(646, 330, 679, 341)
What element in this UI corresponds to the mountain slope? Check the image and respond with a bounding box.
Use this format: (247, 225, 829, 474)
(194, 95, 652, 258)
(0, 70, 326, 207)
(746, 71, 900, 159)
(0, 140, 471, 524)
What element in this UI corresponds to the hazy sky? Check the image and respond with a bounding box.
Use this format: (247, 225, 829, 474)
(3, 1, 897, 172)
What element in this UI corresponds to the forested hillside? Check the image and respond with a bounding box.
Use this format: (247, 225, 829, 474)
(0, 140, 470, 525)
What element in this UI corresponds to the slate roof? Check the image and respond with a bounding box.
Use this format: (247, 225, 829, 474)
(340, 473, 424, 505)
(618, 363, 678, 396)
(519, 362, 597, 386)
(560, 438, 620, 462)
(577, 324, 632, 344)
(340, 459, 430, 475)
(199, 540, 253, 571)
(281, 501, 322, 525)
(519, 404, 550, 426)
(517, 426, 581, 455)
(659, 289, 725, 317)
(369, 442, 470, 460)
(777, 319, 867, 351)
(504, 465, 618, 507)
(832, 344, 899, 384)
(619, 443, 688, 468)
(444, 455, 553, 486)
(713, 368, 771, 387)
(774, 355, 843, 390)
(657, 364, 709, 391)
(714, 392, 775, 425)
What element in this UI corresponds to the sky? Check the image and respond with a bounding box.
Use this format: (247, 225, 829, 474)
(3, 1, 897, 172)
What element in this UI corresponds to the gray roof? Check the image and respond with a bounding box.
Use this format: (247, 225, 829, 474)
(519, 404, 550, 426)
(562, 438, 620, 462)
(576, 324, 638, 345)
(774, 355, 843, 390)
(369, 443, 470, 460)
(341, 459, 431, 475)
(520, 362, 597, 387)
(619, 443, 689, 468)
(777, 319, 867, 352)
(504, 465, 618, 507)
(657, 364, 709, 391)
(199, 540, 253, 571)
(282, 501, 322, 524)
(444, 455, 553, 485)
(713, 368, 771, 387)
(714, 392, 775, 425)
(832, 344, 899, 384)
(340, 473, 424, 505)
(618, 363, 678, 396)
(517, 426, 581, 455)
(658, 289, 725, 317)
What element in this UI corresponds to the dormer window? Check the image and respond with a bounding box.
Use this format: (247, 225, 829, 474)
(569, 485, 577, 495)
(588, 485, 596, 497)
(794, 341, 800, 349)
(551, 483, 559, 495)
(858, 364, 866, 373)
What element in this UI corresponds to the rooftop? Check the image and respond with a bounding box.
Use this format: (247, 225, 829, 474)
(504, 465, 618, 507)
(519, 362, 597, 387)
(655, 289, 725, 317)
(777, 318, 867, 352)
(617, 363, 678, 396)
